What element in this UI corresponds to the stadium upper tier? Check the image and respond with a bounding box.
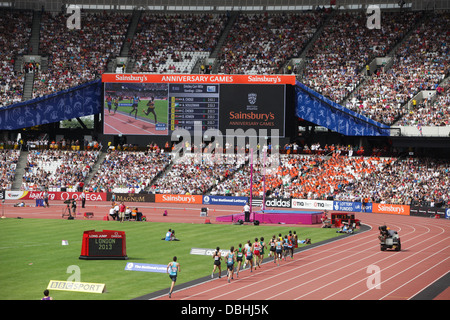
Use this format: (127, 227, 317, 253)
(1, 146, 448, 208)
(0, 9, 449, 127)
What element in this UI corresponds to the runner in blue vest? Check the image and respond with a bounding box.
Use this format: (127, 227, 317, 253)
(167, 256, 180, 298)
(283, 235, 289, 261)
(226, 246, 235, 283)
(130, 95, 139, 119)
(245, 241, 254, 272)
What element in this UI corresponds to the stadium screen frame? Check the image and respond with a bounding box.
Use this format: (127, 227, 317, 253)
(102, 74, 295, 137)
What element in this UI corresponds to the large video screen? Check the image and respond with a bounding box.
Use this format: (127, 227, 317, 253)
(102, 74, 295, 137)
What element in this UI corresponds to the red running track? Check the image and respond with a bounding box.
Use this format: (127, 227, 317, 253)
(103, 109, 166, 135)
(2, 201, 448, 300)
(154, 212, 449, 300)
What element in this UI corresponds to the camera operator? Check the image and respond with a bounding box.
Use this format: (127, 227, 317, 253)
(70, 199, 77, 217)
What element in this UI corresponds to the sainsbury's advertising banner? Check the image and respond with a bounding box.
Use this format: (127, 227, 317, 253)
(102, 74, 296, 85)
(155, 194, 203, 204)
(372, 203, 410, 215)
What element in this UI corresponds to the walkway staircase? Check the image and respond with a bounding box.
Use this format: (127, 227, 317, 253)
(11, 150, 28, 191)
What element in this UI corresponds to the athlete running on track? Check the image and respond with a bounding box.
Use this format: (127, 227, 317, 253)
(235, 243, 244, 278)
(258, 236, 267, 267)
(245, 240, 254, 272)
(211, 247, 222, 279)
(142, 95, 157, 124)
(129, 95, 139, 119)
(288, 232, 294, 259)
(226, 246, 235, 283)
(167, 256, 180, 298)
(269, 235, 276, 262)
(275, 237, 283, 266)
(253, 237, 261, 268)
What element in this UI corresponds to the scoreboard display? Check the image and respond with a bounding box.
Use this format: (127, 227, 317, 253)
(168, 83, 220, 132)
(79, 230, 128, 260)
(102, 74, 295, 137)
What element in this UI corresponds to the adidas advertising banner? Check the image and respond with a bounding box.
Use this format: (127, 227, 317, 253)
(252, 198, 292, 208)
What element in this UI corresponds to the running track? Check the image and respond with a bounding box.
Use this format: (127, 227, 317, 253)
(152, 211, 450, 300)
(103, 109, 166, 135)
(2, 201, 449, 300)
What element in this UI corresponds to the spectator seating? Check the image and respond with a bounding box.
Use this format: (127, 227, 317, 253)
(87, 150, 171, 193)
(21, 149, 100, 191)
(32, 11, 130, 98)
(130, 13, 227, 73)
(217, 12, 325, 74)
(0, 149, 21, 190)
(396, 81, 450, 126)
(150, 153, 245, 195)
(303, 11, 422, 105)
(0, 9, 32, 107)
(346, 12, 449, 125)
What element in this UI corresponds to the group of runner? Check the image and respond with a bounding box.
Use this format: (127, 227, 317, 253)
(211, 231, 303, 283)
(166, 231, 306, 298)
(105, 94, 158, 123)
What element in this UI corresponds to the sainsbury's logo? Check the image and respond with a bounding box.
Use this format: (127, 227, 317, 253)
(373, 203, 410, 215)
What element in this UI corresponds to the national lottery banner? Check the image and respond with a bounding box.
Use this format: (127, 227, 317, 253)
(202, 195, 248, 206)
(332, 201, 373, 213)
(4, 191, 107, 202)
(124, 262, 167, 273)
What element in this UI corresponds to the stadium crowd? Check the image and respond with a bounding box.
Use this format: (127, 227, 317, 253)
(130, 13, 227, 73)
(87, 150, 171, 193)
(0, 9, 32, 107)
(346, 12, 450, 125)
(217, 12, 325, 74)
(150, 153, 246, 195)
(335, 157, 450, 207)
(303, 11, 422, 105)
(396, 81, 450, 126)
(21, 149, 100, 191)
(1, 9, 449, 128)
(0, 138, 448, 208)
(0, 149, 20, 190)
(32, 11, 129, 98)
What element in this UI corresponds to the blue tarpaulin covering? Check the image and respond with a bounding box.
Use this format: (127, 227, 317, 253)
(295, 80, 390, 136)
(0, 79, 102, 130)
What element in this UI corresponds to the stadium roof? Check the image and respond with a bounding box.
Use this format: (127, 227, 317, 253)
(10, 0, 447, 12)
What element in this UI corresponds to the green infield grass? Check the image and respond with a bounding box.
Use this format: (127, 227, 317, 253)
(0, 218, 342, 300)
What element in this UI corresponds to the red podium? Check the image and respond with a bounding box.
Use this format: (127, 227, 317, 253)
(79, 230, 128, 260)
